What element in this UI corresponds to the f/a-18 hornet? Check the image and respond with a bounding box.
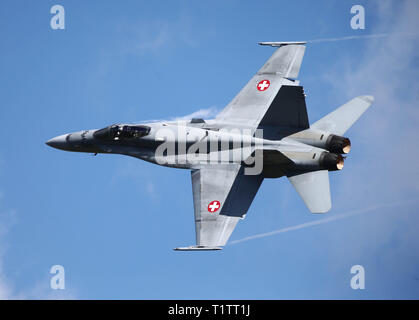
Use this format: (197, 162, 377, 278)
(46, 42, 373, 251)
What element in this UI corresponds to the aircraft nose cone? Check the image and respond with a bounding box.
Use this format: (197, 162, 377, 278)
(46, 134, 67, 149)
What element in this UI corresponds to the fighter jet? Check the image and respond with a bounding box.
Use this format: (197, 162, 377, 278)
(46, 42, 373, 251)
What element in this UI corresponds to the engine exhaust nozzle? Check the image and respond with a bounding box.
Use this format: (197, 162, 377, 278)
(326, 135, 351, 154)
(320, 152, 344, 171)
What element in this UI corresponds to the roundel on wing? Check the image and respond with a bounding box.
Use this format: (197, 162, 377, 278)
(257, 79, 270, 91)
(207, 200, 221, 213)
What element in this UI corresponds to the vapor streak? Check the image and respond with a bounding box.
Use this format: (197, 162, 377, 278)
(307, 32, 417, 43)
(228, 200, 417, 245)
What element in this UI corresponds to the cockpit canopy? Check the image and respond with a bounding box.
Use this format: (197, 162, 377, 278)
(94, 124, 151, 141)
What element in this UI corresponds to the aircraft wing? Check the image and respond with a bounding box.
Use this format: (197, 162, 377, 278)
(215, 43, 307, 130)
(174, 163, 263, 250)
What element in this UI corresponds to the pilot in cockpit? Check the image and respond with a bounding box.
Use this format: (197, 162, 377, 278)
(94, 124, 151, 141)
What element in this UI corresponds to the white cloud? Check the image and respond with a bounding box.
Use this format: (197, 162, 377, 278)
(13, 280, 78, 300)
(0, 203, 16, 300)
(314, 1, 419, 295)
(324, 0, 419, 201)
(0, 196, 76, 300)
(229, 3, 419, 295)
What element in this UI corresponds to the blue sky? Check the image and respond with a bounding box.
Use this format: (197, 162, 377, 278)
(0, 0, 418, 299)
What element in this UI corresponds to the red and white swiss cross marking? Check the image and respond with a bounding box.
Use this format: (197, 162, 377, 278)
(257, 79, 270, 91)
(208, 200, 221, 213)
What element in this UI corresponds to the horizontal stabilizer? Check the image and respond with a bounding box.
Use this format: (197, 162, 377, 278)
(311, 95, 374, 135)
(288, 170, 331, 213)
(174, 246, 222, 251)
